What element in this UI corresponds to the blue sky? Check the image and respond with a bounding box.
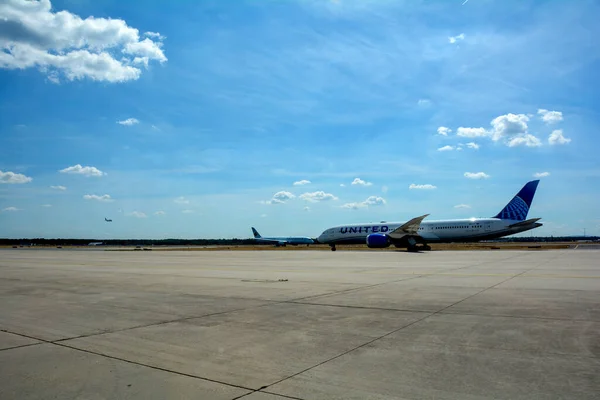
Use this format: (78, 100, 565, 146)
(1, 0, 599, 239)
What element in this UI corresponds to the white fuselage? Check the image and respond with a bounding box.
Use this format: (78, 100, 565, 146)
(317, 218, 541, 245)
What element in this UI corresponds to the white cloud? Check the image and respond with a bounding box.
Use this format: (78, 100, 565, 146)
(456, 127, 488, 138)
(50, 185, 66, 190)
(182, 209, 194, 214)
(303, 206, 310, 212)
(293, 180, 311, 186)
(0, 170, 32, 184)
(128, 211, 147, 218)
(448, 33, 465, 44)
(533, 172, 550, 178)
(268, 191, 296, 204)
(351, 178, 372, 186)
(117, 118, 139, 126)
(548, 129, 571, 145)
(83, 194, 113, 202)
(41, 204, 52, 207)
(340, 183, 345, 187)
(437, 126, 451, 136)
(59, 164, 105, 177)
(454, 204, 471, 209)
(490, 113, 529, 141)
(0, 0, 167, 83)
(382, 186, 388, 194)
(417, 99, 431, 107)
(342, 196, 386, 210)
(465, 142, 480, 149)
(437, 145, 455, 152)
(260, 213, 267, 218)
(299, 191, 338, 202)
(538, 109, 563, 124)
(2, 206, 20, 212)
(174, 196, 190, 204)
(508, 134, 542, 147)
(464, 172, 490, 179)
(145, 31, 165, 40)
(409, 184, 437, 190)
(154, 211, 165, 216)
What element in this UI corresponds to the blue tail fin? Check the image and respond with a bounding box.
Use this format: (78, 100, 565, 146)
(493, 180, 540, 221)
(251, 227, 261, 238)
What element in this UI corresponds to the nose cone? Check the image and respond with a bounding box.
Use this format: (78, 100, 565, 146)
(316, 232, 326, 244)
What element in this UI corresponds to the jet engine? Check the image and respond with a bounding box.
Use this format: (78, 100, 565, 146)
(366, 233, 391, 248)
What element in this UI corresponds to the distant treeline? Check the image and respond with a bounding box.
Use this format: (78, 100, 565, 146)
(1, 236, 598, 246)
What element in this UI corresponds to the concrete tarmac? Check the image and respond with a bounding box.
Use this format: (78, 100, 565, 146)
(0, 249, 598, 399)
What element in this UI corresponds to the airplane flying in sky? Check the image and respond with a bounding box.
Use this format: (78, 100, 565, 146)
(251, 227, 315, 247)
(105, 218, 112, 222)
(317, 180, 542, 252)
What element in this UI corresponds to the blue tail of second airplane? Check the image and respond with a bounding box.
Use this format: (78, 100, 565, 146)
(251, 227, 261, 238)
(493, 180, 540, 221)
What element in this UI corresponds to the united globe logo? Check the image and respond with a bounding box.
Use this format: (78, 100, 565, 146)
(498, 196, 529, 221)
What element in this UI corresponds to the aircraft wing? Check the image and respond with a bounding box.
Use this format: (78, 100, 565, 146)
(388, 214, 429, 239)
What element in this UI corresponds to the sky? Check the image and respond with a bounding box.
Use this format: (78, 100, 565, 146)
(1, 0, 599, 239)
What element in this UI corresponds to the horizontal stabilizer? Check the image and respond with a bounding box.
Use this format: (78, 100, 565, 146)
(508, 218, 541, 228)
(388, 214, 429, 239)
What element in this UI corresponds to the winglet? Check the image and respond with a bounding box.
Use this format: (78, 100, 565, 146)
(251, 227, 261, 238)
(389, 214, 429, 237)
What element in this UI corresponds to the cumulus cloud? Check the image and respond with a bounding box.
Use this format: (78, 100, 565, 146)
(465, 142, 479, 149)
(417, 99, 431, 107)
(300, 191, 338, 202)
(60, 164, 105, 177)
(351, 178, 372, 186)
(437, 126, 451, 136)
(117, 118, 139, 126)
(382, 186, 389, 194)
(83, 194, 113, 202)
(464, 172, 490, 179)
(454, 204, 471, 209)
(548, 129, 571, 145)
(154, 211, 165, 216)
(128, 211, 147, 218)
(2, 206, 20, 212)
(293, 180, 311, 186)
(0, 170, 32, 184)
(490, 113, 529, 141)
(0, 0, 167, 83)
(50, 185, 66, 190)
(456, 127, 488, 138)
(262, 191, 296, 204)
(174, 196, 189, 204)
(438, 145, 455, 152)
(508, 134, 542, 147)
(448, 33, 465, 44)
(342, 196, 386, 210)
(41, 204, 52, 207)
(533, 172, 550, 178)
(303, 206, 310, 212)
(182, 209, 194, 214)
(409, 184, 437, 190)
(538, 109, 563, 124)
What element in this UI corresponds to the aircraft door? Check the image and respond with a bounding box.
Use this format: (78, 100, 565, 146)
(484, 222, 492, 232)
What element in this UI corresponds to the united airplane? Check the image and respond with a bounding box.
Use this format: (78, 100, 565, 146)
(317, 180, 542, 252)
(251, 227, 315, 247)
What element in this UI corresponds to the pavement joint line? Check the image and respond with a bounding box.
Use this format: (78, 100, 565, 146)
(51, 340, 258, 393)
(2, 322, 263, 394)
(250, 252, 557, 393)
(232, 388, 306, 400)
(0, 342, 44, 352)
(438, 310, 599, 323)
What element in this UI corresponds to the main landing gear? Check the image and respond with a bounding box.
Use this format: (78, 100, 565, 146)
(407, 244, 431, 252)
(330, 244, 337, 252)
